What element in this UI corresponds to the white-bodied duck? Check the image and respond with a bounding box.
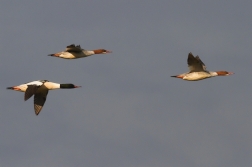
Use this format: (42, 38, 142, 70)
(48, 44, 112, 59)
(7, 80, 81, 115)
(171, 52, 234, 81)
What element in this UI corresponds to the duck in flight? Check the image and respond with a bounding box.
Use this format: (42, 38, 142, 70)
(171, 52, 234, 81)
(7, 80, 81, 115)
(48, 44, 112, 59)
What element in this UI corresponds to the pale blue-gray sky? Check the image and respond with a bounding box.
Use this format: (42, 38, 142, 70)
(1, 1, 252, 167)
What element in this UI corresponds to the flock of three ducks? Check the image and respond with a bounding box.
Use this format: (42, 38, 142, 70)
(7, 44, 233, 115)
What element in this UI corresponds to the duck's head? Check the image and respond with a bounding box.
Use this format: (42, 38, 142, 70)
(60, 84, 81, 89)
(93, 49, 112, 54)
(216, 71, 234, 76)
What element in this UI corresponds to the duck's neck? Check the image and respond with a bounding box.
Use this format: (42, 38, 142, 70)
(83, 50, 95, 56)
(209, 71, 218, 76)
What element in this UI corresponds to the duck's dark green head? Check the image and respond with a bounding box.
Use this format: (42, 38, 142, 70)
(60, 84, 81, 89)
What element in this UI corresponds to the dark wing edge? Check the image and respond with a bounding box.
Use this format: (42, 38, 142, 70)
(195, 56, 207, 70)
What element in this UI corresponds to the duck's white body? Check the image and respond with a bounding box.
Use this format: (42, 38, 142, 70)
(54, 50, 95, 59)
(179, 71, 218, 81)
(7, 80, 81, 115)
(171, 53, 233, 81)
(11, 80, 60, 92)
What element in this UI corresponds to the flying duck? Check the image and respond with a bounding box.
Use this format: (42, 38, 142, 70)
(48, 44, 112, 59)
(7, 80, 81, 115)
(171, 52, 234, 81)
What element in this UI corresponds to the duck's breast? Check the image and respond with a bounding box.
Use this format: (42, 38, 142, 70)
(44, 82, 60, 90)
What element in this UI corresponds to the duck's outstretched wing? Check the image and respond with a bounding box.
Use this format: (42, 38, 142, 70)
(24, 85, 39, 101)
(33, 85, 49, 115)
(187, 52, 206, 72)
(65, 44, 83, 53)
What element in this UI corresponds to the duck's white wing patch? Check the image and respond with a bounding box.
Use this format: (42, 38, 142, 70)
(24, 81, 44, 86)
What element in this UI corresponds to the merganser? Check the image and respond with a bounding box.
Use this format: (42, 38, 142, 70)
(48, 44, 112, 59)
(7, 80, 81, 115)
(171, 52, 234, 81)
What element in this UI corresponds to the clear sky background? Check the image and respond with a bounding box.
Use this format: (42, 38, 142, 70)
(1, 1, 252, 167)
